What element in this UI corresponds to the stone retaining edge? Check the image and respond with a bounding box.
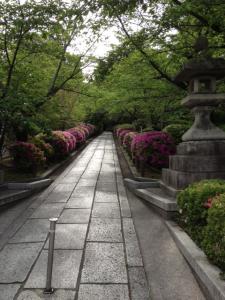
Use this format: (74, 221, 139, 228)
(7, 179, 52, 190)
(166, 220, 225, 300)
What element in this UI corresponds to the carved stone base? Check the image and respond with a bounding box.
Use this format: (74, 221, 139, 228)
(182, 106, 225, 141)
(162, 140, 225, 191)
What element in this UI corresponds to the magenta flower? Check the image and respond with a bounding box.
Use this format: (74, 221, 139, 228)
(131, 131, 176, 168)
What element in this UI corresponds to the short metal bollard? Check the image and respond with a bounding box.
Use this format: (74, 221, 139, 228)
(43, 217, 58, 294)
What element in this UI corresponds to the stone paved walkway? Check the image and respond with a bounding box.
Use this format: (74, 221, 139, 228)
(0, 132, 149, 300)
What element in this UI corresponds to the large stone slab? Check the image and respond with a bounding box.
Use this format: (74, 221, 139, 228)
(9, 219, 49, 243)
(44, 224, 87, 249)
(87, 218, 122, 242)
(25, 250, 82, 288)
(98, 175, 116, 183)
(94, 190, 118, 203)
(78, 284, 129, 300)
(59, 176, 80, 184)
(70, 186, 95, 200)
(81, 171, 99, 179)
(128, 267, 150, 300)
(68, 167, 86, 175)
(92, 203, 120, 218)
(96, 182, 117, 192)
(66, 197, 93, 209)
(30, 203, 65, 219)
(0, 284, 20, 300)
(58, 209, 91, 223)
(76, 179, 97, 187)
(53, 184, 75, 192)
(46, 191, 71, 203)
(81, 243, 127, 283)
(71, 186, 95, 196)
(0, 243, 43, 283)
(17, 289, 76, 300)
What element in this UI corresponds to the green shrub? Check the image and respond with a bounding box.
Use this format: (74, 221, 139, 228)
(9, 142, 46, 173)
(30, 134, 54, 161)
(202, 193, 225, 274)
(45, 131, 70, 161)
(163, 124, 190, 144)
(177, 179, 225, 244)
(114, 123, 134, 131)
(141, 126, 153, 133)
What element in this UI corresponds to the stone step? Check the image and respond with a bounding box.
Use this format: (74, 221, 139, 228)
(0, 189, 31, 207)
(134, 187, 178, 219)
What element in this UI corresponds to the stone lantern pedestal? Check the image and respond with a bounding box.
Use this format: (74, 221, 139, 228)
(125, 55, 225, 217)
(161, 57, 225, 195)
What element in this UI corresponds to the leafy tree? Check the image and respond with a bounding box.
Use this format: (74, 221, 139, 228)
(90, 0, 225, 89)
(0, 0, 97, 153)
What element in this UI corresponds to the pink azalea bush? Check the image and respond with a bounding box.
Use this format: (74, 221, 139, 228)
(62, 131, 76, 152)
(49, 131, 70, 159)
(9, 142, 46, 172)
(79, 124, 92, 138)
(30, 133, 54, 161)
(131, 131, 176, 168)
(67, 127, 86, 144)
(10, 123, 96, 170)
(116, 127, 133, 139)
(85, 124, 96, 136)
(118, 129, 134, 144)
(123, 131, 138, 153)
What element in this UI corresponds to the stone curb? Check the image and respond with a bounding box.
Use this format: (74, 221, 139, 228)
(166, 220, 225, 300)
(113, 136, 138, 178)
(7, 179, 52, 190)
(0, 190, 32, 207)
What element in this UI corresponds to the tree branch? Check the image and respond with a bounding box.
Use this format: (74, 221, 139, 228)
(62, 88, 95, 98)
(171, 0, 223, 33)
(2, 22, 24, 99)
(117, 15, 186, 90)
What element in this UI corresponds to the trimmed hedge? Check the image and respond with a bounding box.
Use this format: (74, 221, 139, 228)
(202, 193, 225, 273)
(163, 123, 190, 144)
(177, 179, 225, 245)
(178, 179, 225, 275)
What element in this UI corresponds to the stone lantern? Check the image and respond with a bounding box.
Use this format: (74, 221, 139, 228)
(161, 54, 225, 195)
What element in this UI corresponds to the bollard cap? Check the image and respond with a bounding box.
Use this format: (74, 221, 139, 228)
(49, 217, 58, 222)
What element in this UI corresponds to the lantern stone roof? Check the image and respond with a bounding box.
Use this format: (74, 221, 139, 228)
(175, 57, 225, 83)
